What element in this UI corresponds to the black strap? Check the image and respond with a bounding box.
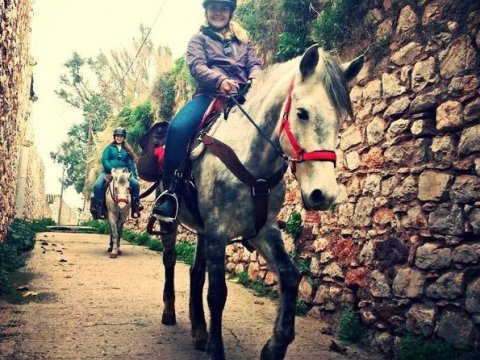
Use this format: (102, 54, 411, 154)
(201, 134, 286, 232)
(139, 180, 160, 199)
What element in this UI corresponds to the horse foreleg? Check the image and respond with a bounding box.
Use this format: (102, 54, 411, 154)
(109, 217, 119, 258)
(206, 239, 227, 360)
(251, 228, 300, 360)
(161, 221, 177, 325)
(190, 233, 208, 351)
(108, 232, 113, 253)
(117, 220, 124, 255)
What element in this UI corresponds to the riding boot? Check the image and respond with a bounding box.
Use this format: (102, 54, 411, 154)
(152, 191, 179, 222)
(152, 171, 183, 222)
(90, 198, 103, 220)
(131, 201, 144, 219)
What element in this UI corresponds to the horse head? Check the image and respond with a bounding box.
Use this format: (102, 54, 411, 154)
(279, 44, 364, 211)
(110, 167, 131, 210)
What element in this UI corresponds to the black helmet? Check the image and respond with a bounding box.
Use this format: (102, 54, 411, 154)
(113, 127, 126, 139)
(202, 0, 236, 11)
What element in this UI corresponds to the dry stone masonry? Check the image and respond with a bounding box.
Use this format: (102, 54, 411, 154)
(224, 0, 480, 353)
(0, 0, 46, 240)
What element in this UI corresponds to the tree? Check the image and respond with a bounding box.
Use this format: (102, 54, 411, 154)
(51, 26, 173, 197)
(50, 123, 89, 193)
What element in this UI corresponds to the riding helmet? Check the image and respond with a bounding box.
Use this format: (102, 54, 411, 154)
(202, 0, 236, 11)
(113, 127, 127, 139)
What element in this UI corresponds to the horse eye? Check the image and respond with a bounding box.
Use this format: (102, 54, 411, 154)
(296, 108, 309, 121)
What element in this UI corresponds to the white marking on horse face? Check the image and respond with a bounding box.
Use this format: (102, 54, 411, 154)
(280, 73, 341, 211)
(296, 161, 338, 211)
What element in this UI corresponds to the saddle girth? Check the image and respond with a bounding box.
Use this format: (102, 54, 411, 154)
(200, 134, 286, 234)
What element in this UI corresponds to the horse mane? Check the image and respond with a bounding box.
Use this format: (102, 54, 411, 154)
(318, 52, 354, 119)
(247, 48, 353, 121)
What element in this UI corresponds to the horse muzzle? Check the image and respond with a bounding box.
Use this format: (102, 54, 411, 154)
(115, 198, 130, 209)
(301, 189, 336, 211)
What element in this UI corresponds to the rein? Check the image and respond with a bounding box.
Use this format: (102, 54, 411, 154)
(198, 79, 338, 234)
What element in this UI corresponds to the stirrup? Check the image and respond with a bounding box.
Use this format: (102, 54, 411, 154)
(153, 190, 179, 222)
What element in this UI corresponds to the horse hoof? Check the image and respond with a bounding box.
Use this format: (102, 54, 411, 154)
(194, 337, 207, 352)
(117, 250, 122, 255)
(110, 253, 118, 258)
(107, 247, 112, 253)
(161, 312, 176, 325)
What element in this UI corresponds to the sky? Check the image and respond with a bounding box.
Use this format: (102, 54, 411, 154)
(30, 0, 204, 210)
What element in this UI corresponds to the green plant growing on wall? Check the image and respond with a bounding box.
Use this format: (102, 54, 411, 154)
(337, 307, 366, 344)
(310, 0, 369, 51)
(369, 36, 391, 64)
(285, 210, 302, 238)
(397, 334, 455, 360)
(275, 0, 317, 62)
(117, 101, 154, 151)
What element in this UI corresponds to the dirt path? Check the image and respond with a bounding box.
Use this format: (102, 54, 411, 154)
(0, 232, 384, 360)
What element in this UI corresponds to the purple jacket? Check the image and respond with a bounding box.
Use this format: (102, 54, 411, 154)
(186, 26, 263, 98)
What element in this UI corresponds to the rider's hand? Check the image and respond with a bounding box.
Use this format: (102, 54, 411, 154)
(220, 78, 239, 94)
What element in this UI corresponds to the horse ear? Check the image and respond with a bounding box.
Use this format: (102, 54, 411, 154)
(299, 44, 319, 81)
(340, 54, 365, 83)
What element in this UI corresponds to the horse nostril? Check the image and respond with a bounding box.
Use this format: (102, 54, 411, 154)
(311, 189, 325, 204)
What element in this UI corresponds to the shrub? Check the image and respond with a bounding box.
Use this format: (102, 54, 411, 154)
(80, 219, 109, 234)
(27, 218, 56, 233)
(310, 0, 369, 51)
(175, 242, 196, 266)
(337, 308, 366, 344)
(7, 219, 36, 252)
(397, 334, 455, 360)
(0, 218, 43, 294)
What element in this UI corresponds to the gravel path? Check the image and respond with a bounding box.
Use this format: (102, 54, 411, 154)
(0, 232, 384, 360)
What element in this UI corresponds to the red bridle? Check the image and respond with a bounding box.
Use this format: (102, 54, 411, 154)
(109, 179, 130, 205)
(279, 80, 337, 174)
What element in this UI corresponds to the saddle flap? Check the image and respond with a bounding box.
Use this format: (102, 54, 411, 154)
(137, 121, 169, 182)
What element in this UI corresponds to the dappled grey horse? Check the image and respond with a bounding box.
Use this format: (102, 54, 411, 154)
(106, 167, 132, 258)
(159, 45, 364, 359)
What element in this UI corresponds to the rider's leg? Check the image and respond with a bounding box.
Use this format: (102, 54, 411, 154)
(91, 173, 106, 219)
(130, 177, 143, 218)
(153, 95, 212, 221)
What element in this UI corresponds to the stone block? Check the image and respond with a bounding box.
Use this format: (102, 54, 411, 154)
(406, 303, 437, 336)
(418, 171, 452, 202)
(459, 124, 480, 156)
(437, 310, 478, 349)
(393, 268, 425, 298)
(415, 243, 452, 270)
(426, 271, 464, 300)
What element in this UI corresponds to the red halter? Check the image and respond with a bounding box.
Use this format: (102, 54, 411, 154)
(279, 80, 337, 174)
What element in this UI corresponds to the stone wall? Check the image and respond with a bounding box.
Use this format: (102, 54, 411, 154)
(45, 195, 78, 225)
(224, 0, 480, 353)
(0, 0, 46, 241)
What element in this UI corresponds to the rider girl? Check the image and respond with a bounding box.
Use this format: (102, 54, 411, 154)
(91, 127, 143, 219)
(152, 0, 263, 221)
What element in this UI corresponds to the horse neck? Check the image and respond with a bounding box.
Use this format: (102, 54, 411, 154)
(239, 67, 296, 176)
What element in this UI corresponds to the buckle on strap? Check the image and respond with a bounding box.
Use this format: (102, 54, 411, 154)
(251, 179, 270, 197)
